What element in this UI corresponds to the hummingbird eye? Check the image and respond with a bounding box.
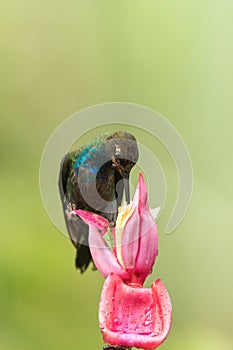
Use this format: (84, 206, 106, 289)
(115, 144, 122, 157)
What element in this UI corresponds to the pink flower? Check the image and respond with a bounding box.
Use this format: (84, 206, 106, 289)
(99, 274, 172, 350)
(73, 173, 172, 349)
(74, 173, 158, 285)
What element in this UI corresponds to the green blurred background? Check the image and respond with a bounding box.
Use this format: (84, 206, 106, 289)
(1, 1, 233, 349)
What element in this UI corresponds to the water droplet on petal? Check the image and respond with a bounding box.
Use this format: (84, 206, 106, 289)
(143, 319, 152, 326)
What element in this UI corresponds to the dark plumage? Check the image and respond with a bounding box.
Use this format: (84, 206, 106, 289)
(59, 131, 139, 273)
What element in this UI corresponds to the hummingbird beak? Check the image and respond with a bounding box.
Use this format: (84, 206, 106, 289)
(112, 157, 130, 205)
(122, 172, 130, 204)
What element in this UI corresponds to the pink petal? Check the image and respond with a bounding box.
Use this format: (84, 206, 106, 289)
(121, 173, 157, 281)
(120, 173, 144, 271)
(138, 172, 150, 214)
(89, 226, 130, 281)
(99, 274, 172, 350)
(151, 279, 172, 344)
(73, 210, 109, 229)
(135, 210, 158, 283)
(121, 209, 140, 272)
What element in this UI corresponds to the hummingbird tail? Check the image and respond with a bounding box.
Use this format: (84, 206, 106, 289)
(75, 244, 93, 273)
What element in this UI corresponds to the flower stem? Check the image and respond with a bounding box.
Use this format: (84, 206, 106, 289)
(103, 346, 132, 350)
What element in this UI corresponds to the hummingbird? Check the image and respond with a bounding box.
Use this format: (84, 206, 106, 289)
(59, 131, 139, 273)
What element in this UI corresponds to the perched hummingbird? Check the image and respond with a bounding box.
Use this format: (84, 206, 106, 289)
(59, 131, 139, 273)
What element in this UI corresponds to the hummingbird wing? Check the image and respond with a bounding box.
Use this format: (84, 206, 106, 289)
(59, 151, 94, 273)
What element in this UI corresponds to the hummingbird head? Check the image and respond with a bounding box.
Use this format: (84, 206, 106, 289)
(106, 131, 139, 171)
(106, 132, 139, 203)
